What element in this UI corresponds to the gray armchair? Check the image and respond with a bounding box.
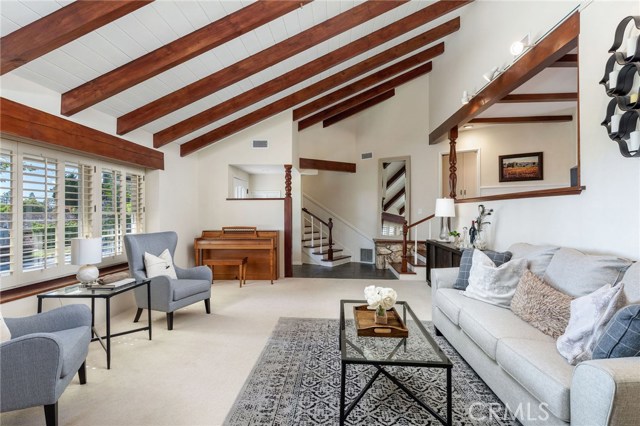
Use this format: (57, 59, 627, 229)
(124, 231, 212, 330)
(0, 304, 91, 426)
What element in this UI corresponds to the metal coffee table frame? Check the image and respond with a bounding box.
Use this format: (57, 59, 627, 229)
(37, 280, 152, 369)
(339, 299, 452, 426)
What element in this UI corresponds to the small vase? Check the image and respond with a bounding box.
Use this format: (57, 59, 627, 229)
(374, 307, 388, 325)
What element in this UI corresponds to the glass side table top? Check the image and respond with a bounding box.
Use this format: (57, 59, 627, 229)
(38, 280, 150, 298)
(339, 300, 451, 367)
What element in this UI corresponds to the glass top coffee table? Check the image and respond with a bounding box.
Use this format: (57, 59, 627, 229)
(339, 300, 453, 425)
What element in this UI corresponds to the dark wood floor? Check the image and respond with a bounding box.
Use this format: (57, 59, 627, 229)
(292, 262, 396, 280)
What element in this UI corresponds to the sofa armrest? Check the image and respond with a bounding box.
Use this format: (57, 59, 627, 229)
(175, 265, 212, 282)
(5, 305, 91, 338)
(571, 357, 640, 426)
(430, 267, 459, 293)
(0, 334, 63, 411)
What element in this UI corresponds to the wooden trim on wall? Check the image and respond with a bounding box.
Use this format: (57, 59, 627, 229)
(468, 115, 573, 124)
(455, 186, 585, 204)
(498, 93, 578, 103)
(299, 158, 357, 173)
(0, 98, 164, 170)
(429, 11, 580, 144)
(0, 263, 129, 304)
(1, 0, 152, 75)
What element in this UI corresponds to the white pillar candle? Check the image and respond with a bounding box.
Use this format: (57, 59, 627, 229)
(610, 114, 622, 133)
(628, 130, 640, 152)
(609, 70, 619, 89)
(627, 35, 638, 58)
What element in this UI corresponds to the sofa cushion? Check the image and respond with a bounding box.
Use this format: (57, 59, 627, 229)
(434, 288, 477, 326)
(543, 248, 631, 297)
(507, 243, 560, 277)
(53, 326, 91, 377)
(496, 338, 573, 422)
(458, 298, 553, 360)
(621, 262, 639, 304)
(592, 304, 640, 359)
(511, 270, 573, 339)
(454, 248, 512, 290)
(172, 279, 211, 301)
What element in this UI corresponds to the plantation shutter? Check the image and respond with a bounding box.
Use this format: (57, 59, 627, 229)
(22, 155, 59, 272)
(64, 163, 93, 264)
(125, 173, 144, 235)
(0, 149, 15, 276)
(101, 168, 123, 257)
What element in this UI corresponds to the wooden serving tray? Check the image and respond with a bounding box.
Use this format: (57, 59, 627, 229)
(353, 305, 409, 338)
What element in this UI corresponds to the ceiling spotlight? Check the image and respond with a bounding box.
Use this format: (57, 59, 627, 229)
(463, 124, 474, 129)
(510, 34, 531, 56)
(483, 67, 500, 82)
(461, 90, 470, 105)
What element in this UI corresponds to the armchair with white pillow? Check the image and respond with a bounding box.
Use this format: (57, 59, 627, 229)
(124, 231, 212, 330)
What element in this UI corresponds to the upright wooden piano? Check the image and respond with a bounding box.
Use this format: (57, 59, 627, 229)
(194, 227, 278, 282)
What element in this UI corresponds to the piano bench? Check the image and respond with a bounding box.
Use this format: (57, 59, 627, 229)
(203, 257, 248, 288)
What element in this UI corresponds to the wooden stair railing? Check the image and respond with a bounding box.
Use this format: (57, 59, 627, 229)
(401, 214, 435, 273)
(302, 207, 334, 261)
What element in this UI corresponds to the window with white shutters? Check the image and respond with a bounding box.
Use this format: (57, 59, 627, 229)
(64, 163, 92, 264)
(126, 173, 144, 235)
(0, 149, 14, 276)
(22, 156, 58, 272)
(101, 168, 123, 257)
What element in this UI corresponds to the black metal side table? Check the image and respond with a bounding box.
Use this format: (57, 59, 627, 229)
(37, 279, 152, 369)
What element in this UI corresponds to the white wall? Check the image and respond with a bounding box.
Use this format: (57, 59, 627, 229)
(249, 173, 285, 197)
(195, 111, 296, 275)
(453, 120, 577, 195)
(432, 1, 640, 260)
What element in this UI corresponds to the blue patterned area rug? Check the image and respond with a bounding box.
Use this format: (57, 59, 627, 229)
(224, 318, 520, 426)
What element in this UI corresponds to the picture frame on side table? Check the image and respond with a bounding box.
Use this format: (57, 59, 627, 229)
(499, 152, 543, 182)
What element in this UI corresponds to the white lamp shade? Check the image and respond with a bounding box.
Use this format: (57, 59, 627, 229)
(71, 238, 102, 265)
(435, 198, 456, 217)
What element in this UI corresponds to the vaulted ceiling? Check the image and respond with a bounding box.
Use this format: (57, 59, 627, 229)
(1, 0, 473, 156)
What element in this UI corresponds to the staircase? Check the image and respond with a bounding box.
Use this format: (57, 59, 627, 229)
(301, 208, 351, 267)
(389, 247, 427, 280)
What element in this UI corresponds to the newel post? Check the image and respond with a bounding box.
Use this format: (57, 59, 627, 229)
(401, 220, 408, 273)
(448, 126, 458, 200)
(327, 218, 334, 261)
(284, 164, 292, 277)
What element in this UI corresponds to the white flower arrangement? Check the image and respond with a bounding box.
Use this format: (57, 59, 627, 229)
(364, 285, 397, 316)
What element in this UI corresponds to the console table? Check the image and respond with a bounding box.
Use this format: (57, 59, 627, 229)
(425, 240, 463, 284)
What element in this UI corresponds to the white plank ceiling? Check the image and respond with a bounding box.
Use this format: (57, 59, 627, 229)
(1, 0, 468, 146)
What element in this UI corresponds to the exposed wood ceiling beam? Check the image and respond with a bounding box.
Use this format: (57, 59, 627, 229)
(324, 90, 396, 128)
(498, 93, 578, 103)
(298, 62, 432, 131)
(398, 206, 405, 216)
(429, 11, 579, 144)
(468, 115, 573, 124)
(384, 186, 405, 211)
(177, 16, 464, 155)
(294, 49, 439, 121)
(549, 53, 578, 67)
(0, 98, 163, 170)
(117, 0, 406, 135)
(164, 3, 467, 149)
(1, 1, 152, 75)
(387, 166, 406, 189)
(60, 0, 307, 116)
(299, 158, 356, 173)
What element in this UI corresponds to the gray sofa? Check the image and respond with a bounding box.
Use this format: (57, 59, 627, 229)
(431, 244, 640, 426)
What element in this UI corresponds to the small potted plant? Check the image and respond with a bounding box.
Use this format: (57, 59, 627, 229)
(449, 230, 461, 247)
(364, 285, 397, 325)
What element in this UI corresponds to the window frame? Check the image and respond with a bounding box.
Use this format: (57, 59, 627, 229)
(0, 139, 146, 290)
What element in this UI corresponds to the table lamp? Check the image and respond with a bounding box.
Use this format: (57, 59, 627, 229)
(71, 238, 102, 286)
(435, 198, 456, 241)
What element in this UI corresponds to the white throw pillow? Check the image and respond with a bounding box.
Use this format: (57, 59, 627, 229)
(556, 283, 625, 365)
(0, 311, 11, 343)
(463, 249, 527, 308)
(144, 249, 177, 279)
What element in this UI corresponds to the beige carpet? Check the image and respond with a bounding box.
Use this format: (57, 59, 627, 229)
(1, 278, 432, 426)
